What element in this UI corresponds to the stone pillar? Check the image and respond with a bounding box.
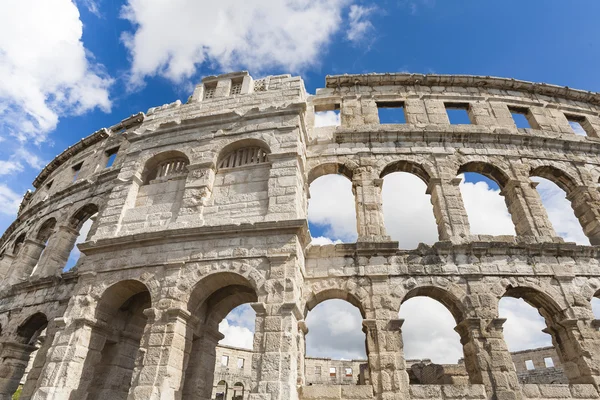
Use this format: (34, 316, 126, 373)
(455, 318, 521, 400)
(427, 177, 470, 242)
(250, 302, 301, 400)
(33, 225, 79, 278)
(175, 162, 216, 227)
(567, 185, 600, 245)
(544, 318, 600, 385)
(0, 253, 15, 282)
(7, 239, 46, 284)
(0, 342, 37, 400)
(266, 153, 304, 222)
(297, 321, 308, 387)
(501, 179, 556, 240)
(362, 319, 407, 400)
(353, 166, 390, 242)
(30, 318, 106, 400)
(128, 307, 193, 400)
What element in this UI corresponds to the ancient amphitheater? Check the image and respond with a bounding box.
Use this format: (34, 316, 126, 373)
(1, 71, 600, 400)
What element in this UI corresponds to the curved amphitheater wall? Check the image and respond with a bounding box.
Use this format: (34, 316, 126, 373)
(1, 71, 600, 400)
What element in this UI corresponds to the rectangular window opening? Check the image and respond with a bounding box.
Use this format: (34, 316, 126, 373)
(525, 360, 535, 370)
(445, 103, 472, 125)
(345, 368, 353, 377)
(105, 147, 119, 168)
(237, 358, 244, 369)
(544, 357, 554, 368)
(314, 104, 341, 127)
(230, 79, 243, 96)
(315, 366, 321, 375)
(45, 180, 53, 190)
(509, 106, 533, 129)
(565, 114, 590, 136)
(72, 162, 83, 182)
(221, 355, 229, 366)
(329, 367, 336, 377)
(377, 101, 406, 124)
(204, 83, 217, 100)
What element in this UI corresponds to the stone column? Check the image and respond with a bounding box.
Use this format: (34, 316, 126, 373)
(266, 152, 304, 222)
(353, 166, 390, 242)
(33, 225, 80, 278)
(7, 239, 46, 284)
(544, 318, 600, 385)
(30, 318, 107, 400)
(297, 321, 308, 387)
(0, 342, 37, 400)
(427, 177, 470, 242)
(455, 318, 521, 400)
(0, 253, 15, 283)
(362, 318, 407, 400)
(501, 179, 556, 240)
(250, 302, 301, 400)
(566, 185, 600, 245)
(128, 307, 193, 400)
(175, 162, 216, 227)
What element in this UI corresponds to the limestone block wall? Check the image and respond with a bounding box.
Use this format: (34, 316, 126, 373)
(0, 72, 600, 400)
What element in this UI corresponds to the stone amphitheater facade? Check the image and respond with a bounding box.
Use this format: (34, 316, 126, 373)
(1, 71, 600, 400)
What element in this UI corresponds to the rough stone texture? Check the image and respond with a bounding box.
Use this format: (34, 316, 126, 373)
(0, 71, 600, 400)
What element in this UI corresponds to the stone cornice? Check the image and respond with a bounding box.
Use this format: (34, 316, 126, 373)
(79, 219, 308, 254)
(325, 73, 600, 106)
(331, 125, 600, 157)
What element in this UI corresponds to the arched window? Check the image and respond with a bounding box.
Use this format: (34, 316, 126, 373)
(232, 382, 244, 400)
(218, 147, 268, 169)
(530, 167, 589, 245)
(305, 298, 366, 386)
(457, 163, 516, 236)
(183, 273, 258, 399)
(141, 151, 190, 184)
(307, 164, 356, 244)
(12, 233, 25, 256)
(64, 204, 99, 271)
(381, 161, 437, 249)
(399, 293, 465, 384)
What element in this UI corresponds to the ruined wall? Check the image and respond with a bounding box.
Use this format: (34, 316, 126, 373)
(0, 71, 599, 400)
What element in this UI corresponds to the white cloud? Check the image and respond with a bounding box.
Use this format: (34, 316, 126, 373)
(382, 173, 438, 248)
(306, 300, 366, 360)
(311, 236, 343, 245)
(120, 0, 352, 84)
(219, 319, 254, 349)
(308, 174, 357, 242)
(399, 297, 462, 364)
(0, 0, 112, 144)
(346, 5, 375, 44)
(499, 297, 552, 352)
(0, 184, 22, 216)
(0, 161, 23, 176)
(532, 177, 589, 245)
(459, 176, 516, 236)
(314, 110, 341, 128)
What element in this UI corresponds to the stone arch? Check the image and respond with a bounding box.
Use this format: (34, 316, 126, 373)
(68, 203, 99, 231)
(308, 162, 355, 185)
(16, 312, 48, 345)
(36, 218, 56, 242)
(96, 279, 153, 315)
(401, 285, 467, 324)
(457, 161, 510, 188)
(530, 165, 578, 194)
(140, 150, 190, 184)
(304, 287, 368, 319)
(380, 160, 432, 184)
(12, 232, 25, 255)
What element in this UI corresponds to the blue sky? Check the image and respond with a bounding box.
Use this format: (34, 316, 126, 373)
(3, 0, 600, 363)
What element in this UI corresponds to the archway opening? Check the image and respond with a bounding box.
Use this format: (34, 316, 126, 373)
(458, 171, 515, 236)
(215, 380, 228, 400)
(64, 212, 98, 271)
(232, 382, 245, 400)
(530, 176, 589, 245)
(399, 297, 465, 384)
(4, 313, 49, 398)
(381, 172, 437, 249)
(591, 296, 600, 320)
(304, 299, 367, 385)
(308, 173, 357, 244)
(499, 288, 567, 384)
(184, 273, 258, 400)
(83, 280, 151, 400)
